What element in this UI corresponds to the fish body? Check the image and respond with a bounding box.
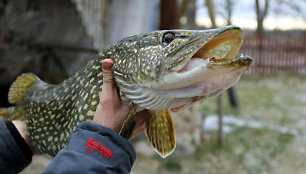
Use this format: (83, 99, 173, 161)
(5, 25, 252, 157)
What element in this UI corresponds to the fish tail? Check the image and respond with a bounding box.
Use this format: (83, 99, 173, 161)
(8, 73, 39, 104)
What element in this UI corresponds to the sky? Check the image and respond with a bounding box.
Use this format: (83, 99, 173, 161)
(195, 0, 306, 30)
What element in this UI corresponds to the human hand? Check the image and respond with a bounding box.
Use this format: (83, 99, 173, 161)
(93, 59, 148, 138)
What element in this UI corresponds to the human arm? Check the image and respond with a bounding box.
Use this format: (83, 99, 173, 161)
(0, 117, 33, 173)
(42, 121, 136, 174)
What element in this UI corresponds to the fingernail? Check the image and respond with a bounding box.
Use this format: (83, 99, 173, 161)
(102, 62, 112, 71)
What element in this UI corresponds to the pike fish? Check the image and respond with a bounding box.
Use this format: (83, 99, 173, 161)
(2, 25, 252, 158)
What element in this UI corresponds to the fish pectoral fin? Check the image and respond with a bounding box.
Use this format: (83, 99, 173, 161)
(145, 110, 176, 158)
(8, 73, 39, 104)
(119, 106, 137, 139)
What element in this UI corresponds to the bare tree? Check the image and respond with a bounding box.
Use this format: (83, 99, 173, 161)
(179, 0, 196, 29)
(225, 0, 234, 25)
(255, 0, 269, 35)
(216, 0, 235, 25)
(205, 0, 217, 28)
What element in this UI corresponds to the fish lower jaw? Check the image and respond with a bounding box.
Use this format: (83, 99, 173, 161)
(149, 57, 248, 91)
(130, 71, 239, 111)
(164, 68, 245, 112)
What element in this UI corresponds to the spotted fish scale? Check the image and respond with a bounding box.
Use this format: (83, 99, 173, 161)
(21, 56, 105, 155)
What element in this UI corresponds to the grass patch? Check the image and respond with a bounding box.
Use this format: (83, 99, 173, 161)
(160, 157, 183, 172)
(196, 127, 294, 173)
(201, 74, 306, 126)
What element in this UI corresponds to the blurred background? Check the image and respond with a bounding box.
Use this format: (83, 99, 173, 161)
(0, 0, 305, 173)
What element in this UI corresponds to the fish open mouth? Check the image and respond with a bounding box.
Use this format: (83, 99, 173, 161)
(177, 28, 252, 73)
(192, 29, 243, 63)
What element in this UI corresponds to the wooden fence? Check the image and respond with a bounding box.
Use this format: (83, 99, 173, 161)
(240, 35, 306, 74)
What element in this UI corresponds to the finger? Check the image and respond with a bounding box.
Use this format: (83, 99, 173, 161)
(131, 110, 149, 138)
(101, 59, 118, 100)
(102, 59, 114, 85)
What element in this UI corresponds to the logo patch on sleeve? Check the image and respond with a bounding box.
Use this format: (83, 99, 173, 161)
(83, 138, 113, 160)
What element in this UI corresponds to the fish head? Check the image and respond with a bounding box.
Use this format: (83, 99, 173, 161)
(111, 25, 253, 111)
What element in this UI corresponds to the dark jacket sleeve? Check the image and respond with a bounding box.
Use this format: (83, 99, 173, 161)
(43, 121, 136, 174)
(0, 117, 32, 174)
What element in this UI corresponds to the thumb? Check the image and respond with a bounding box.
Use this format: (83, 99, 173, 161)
(102, 59, 115, 86)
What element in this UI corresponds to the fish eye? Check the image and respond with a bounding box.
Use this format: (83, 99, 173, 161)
(162, 32, 175, 45)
